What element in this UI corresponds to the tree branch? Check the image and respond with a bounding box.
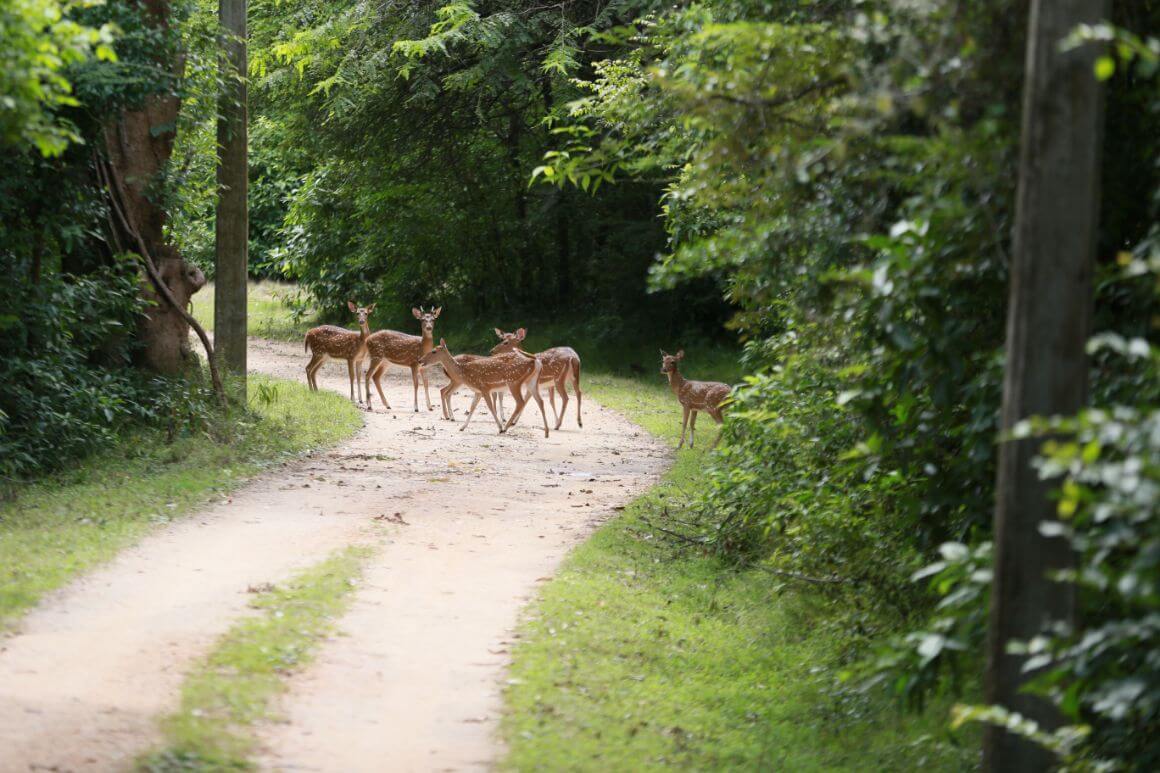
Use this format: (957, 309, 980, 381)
(95, 150, 227, 407)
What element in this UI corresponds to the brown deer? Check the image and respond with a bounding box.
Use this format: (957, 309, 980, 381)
(660, 349, 730, 449)
(419, 340, 550, 438)
(364, 306, 441, 412)
(490, 327, 582, 430)
(303, 301, 376, 404)
(437, 353, 506, 423)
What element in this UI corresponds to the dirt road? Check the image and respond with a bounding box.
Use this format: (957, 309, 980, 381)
(0, 338, 668, 772)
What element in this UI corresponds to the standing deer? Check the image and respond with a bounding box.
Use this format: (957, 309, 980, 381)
(303, 301, 376, 404)
(364, 306, 441, 412)
(660, 349, 730, 449)
(419, 340, 550, 438)
(490, 327, 582, 430)
(437, 353, 506, 423)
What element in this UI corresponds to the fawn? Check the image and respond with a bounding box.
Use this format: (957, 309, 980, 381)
(304, 301, 375, 403)
(438, 353, 506, 423)
(660, 349, 730, 449)
(490, 327, 582, 430)
(364, 306, 441, 412)
(420, 339, 550, 438)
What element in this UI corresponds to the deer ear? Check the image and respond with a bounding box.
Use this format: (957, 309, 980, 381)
(433, 306, 442, 318)
(412, 307, 422, 319)
(367, 303, 376, 314)
(348, 300, 357, 313)
(494, 328, 504, 338)
(439, 338, 447, 347)
(676, 349, 685, 360)
(660, 349, 668, 357)
(516, 328, 526, 340)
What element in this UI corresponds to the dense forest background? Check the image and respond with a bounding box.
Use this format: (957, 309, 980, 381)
(2, 0, 1158, 767)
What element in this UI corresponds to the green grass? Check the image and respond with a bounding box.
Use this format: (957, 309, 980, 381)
(0, 376, 361, 630)
(192, 281, 314, 343)
(501, 376, 977, 771)
(138, 545, 374, 772)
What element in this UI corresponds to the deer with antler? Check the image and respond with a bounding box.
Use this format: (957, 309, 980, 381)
(304, 301, 376, 404)
(660, 349, 730, 449)
(364, 306, 441, 413)
(420, 340, 550, 438)
(490, 327, 582, 430)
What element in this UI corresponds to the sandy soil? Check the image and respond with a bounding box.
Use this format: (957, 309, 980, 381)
(0, 338, 668, 772)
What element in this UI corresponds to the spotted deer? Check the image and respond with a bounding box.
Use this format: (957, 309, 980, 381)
(419, 340, 550, 438)
(437, 353, 506, 423)
(490, 327, 582, 430)
(660, 349, 730, 449)
(364, 306, 441, 412)
(303, 301, 375, 404)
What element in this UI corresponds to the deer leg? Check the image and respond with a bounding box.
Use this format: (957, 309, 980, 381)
(530, 380, 550, 438)
(420, 367, 435, 411)
(306, 353, 326, 391)
(689, 410, 699, 449)
(461, 393, 483, 431)
(553, 375, 569, 431)
(678, 406, 690, 449)
(410, 364, 421, 412)
(347, 359, 357, 403)
(440, 383, 454, 421)
(369, 361, 391, 412)
(547, 385, 560, 428)
(572, 359, 583, 428)
(495, 390, 506, 423)
(483, 390, 505, 433)
(502, 381, 530, 433)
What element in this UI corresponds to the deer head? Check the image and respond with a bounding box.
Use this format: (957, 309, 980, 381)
(347, 301, 376, 331)
(412, 306, 442, 336)
(489, 327, 527, 355)
(659, 349, 685, 375)
(419, 337, 451, 368)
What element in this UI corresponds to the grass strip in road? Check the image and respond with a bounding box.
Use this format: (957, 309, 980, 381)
(0, 375, 361, 630)
(501, 374, 975, 771)
(138, 545, 375, 771)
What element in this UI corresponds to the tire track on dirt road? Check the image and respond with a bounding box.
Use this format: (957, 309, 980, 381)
(0, 338, 668, 772)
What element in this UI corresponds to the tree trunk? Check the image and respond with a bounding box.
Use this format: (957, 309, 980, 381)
(214, 0, 249, 378)
(984, 0, 1107, 770)
(104, 0, 206, 375)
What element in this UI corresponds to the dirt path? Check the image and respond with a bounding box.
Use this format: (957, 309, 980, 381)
(0, 338, 668, 772)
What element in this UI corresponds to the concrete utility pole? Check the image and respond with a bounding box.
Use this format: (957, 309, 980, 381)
(985, 0, 1107, 770)
(214, 0, 248, 382)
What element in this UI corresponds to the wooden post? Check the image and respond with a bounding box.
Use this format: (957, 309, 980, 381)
(214, 0, 248, 381)
(984, 0, 1107, 769)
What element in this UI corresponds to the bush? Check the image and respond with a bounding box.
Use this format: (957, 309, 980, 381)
(0, 261, 220, 482)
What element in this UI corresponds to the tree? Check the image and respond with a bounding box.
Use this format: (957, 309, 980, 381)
(985, 0, 1109, 769)
(101, 0, 213, 379)
(214, 0, 248, 378)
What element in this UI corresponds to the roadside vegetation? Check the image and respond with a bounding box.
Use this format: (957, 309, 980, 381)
(139, 545, 374, 772)
(503, 375, 977, 770)
(0, 376, 360, 629)
(191, 281, 314, 344)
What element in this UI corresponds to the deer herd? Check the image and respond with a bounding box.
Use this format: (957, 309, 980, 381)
(304, 302, 730, 448)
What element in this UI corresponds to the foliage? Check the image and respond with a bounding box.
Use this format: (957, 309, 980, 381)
(0, 259, 150, 479)
(0, 0, 116, 156)
(503, 371, 976, 770)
